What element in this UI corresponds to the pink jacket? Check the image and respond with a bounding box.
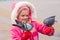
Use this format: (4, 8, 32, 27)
(10, 21, 54, 40)
(11, 1, 54, 40)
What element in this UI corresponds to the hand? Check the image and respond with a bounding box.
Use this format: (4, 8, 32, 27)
(21, 31, 32, 40)
(44, 27, 51, 34)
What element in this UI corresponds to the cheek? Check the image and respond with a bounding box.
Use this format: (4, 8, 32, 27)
(18, 16, 22, 21)
(19, 17, 23, 20)
(18, 18, 24, 22)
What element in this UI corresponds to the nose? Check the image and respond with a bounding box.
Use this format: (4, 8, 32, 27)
(24, 16, 28, 20)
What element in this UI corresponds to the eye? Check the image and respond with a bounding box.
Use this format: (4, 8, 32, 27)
(26, 15, 28, 16)
(21, 15, 25, 17)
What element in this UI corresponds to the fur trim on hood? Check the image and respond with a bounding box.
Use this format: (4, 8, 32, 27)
(11, 1, 37, 24)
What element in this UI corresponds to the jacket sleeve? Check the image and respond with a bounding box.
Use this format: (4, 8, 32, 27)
(36, 23, 55, 36)
(10, 26, 21, 40)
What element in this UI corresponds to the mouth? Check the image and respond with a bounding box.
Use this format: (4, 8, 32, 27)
(22, 19, 29, 23)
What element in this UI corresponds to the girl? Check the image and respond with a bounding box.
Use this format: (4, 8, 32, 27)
(11, 1, 55, 40)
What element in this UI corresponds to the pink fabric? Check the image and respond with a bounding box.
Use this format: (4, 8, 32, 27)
(10, 21, 54, 40)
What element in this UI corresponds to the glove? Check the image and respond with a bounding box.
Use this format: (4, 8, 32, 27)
(44, 27, 51, 34)
(43, 16, 55, 26)
(21, 31, 32, 40)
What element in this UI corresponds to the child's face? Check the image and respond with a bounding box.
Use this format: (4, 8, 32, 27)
(18, 9, 29, 23)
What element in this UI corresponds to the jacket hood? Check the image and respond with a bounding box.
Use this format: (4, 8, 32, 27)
(11, 1, 37, 24)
